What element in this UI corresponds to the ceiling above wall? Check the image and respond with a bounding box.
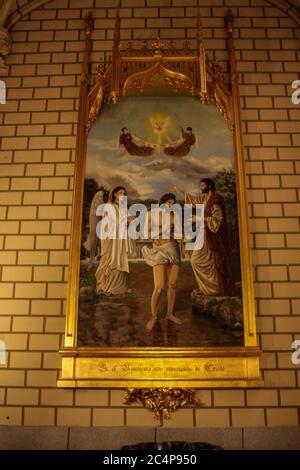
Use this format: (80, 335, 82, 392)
(1, 0, 300, 31)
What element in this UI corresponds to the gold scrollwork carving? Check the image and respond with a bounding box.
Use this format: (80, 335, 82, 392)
(86, 23, 236, 130)
(58, 10, 261, 398)
(122, 62, 195, 96)
(124, 388, 201, 419)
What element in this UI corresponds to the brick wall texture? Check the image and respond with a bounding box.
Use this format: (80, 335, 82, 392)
(0, 0, 300, 428)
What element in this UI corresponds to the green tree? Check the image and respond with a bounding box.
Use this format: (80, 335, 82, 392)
(82, 178, 110, 228)
(83, 178, 99, 231)
(214, 169, 241, 282)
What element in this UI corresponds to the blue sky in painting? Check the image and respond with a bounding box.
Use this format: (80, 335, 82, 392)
(87, 96, 234, 200)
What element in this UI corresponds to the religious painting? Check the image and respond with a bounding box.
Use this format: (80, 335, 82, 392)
(78, 96, 243, 349)
(58, 10, 261, 388)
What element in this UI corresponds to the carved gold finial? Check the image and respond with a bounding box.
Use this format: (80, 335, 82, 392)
(197, 4, 204, 42)
(110, 1, 121, 104)
(113, 5, 121, 44)
(125, 388, 201, 419)
(226, 9, 234, 35)
(96, 63, 105, 78)
(213, 61, 222, 77)
(152, 36, 164, 55)
(169, 39, 176, 52)
(85, 11, 94, 37)
(196, 3, 207, 99)
(183, 40, 191, 53)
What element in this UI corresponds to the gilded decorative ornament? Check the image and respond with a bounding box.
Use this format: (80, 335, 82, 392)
(124, 388, 201, 419)
(58, 9, 261, 394)
(85, 11, 94, 37)
(152, 36, 165, 55)
(86, 20, 234, 130)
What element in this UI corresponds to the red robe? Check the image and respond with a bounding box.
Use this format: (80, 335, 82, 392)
(164, 130, 195, 157)
(120, 133, 154, 157)
(204, 192, 236, 296)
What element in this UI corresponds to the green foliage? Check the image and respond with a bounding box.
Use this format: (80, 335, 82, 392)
(80, 272, 96, 289)
(82, 178, 98, 238)
(214, 169, 236, 209)
(214, 169, 241, 281)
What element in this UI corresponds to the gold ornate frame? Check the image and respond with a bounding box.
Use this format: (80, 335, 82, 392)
(58, 10, 262, 389)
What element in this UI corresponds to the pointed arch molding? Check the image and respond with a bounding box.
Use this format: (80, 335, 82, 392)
(122, 62, 196, 96)
(6, 0, 53, 30)
(4, 0, 300, 31)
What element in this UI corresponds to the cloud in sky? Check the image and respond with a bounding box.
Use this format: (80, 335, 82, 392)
(86, 97, 234, 199)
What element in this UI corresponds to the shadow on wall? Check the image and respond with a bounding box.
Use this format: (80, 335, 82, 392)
(0, 427, 300, 450)
(120, 441, 223, 450)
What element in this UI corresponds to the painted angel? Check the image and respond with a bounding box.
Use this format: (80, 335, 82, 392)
(85, 189, 104, 270)
(119, 127, 154, 156)
(164, 127, 195, 157)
